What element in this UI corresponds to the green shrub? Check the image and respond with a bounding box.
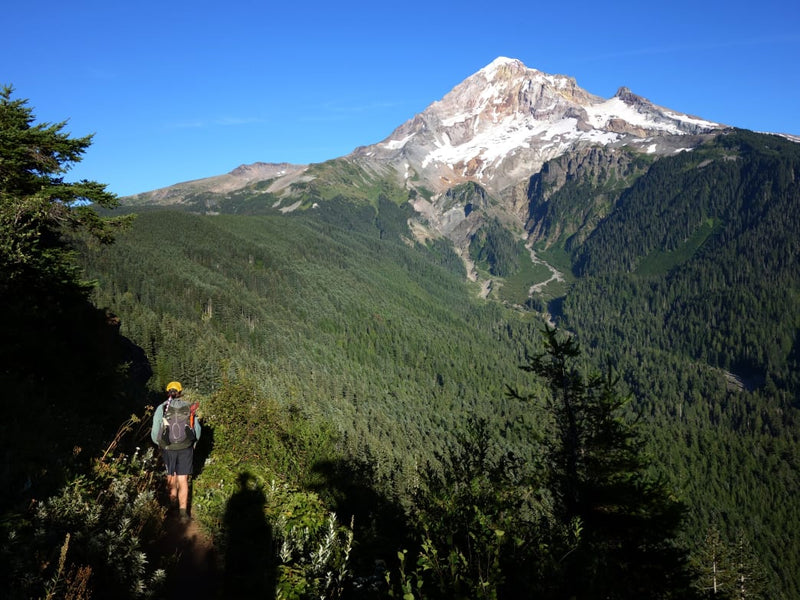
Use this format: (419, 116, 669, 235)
(1, 414, 166, 600)
(189, 375, 355, 598)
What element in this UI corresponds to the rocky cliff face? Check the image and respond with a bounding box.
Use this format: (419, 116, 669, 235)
(523, 146, 651, 249)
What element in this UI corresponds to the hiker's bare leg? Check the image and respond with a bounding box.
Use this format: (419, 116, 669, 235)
(167, 474, 179, 505)
(176, 474, 189, 511)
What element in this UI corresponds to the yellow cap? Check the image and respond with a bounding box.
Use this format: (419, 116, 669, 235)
(166, 381, 182, 393)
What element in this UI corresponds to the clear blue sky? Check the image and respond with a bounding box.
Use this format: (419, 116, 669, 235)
(3, 0, 799, 197)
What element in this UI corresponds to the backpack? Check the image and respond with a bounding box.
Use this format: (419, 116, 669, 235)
(159, 399, 197, 449)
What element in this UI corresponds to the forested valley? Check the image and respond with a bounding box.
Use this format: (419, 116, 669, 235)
(2, 86, 799, 599)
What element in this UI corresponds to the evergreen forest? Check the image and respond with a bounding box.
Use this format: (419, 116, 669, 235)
(2, 88, 799, 600)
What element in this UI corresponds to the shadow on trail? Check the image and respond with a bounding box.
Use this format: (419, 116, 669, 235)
(155, 516, 220, 600)
(156, 470, 276, 599)
(152, 423, 221, 600)
(221, 471, 276, 598)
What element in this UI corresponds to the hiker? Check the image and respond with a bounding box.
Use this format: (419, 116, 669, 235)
(151, 381, 201, 521)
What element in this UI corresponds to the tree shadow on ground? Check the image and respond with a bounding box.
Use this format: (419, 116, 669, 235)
(221, 471, 276, 599)
(0, 281, 154, 514)
(309, 457, 413, 595)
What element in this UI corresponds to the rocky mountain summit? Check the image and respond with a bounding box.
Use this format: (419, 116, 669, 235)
(351, 57, 725, 198)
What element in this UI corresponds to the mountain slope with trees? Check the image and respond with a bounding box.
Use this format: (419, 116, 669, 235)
(543, 130, 800, 596)
(81, 127, 800, 596)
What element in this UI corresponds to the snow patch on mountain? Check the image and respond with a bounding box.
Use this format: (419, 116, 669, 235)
(384, 133, 416, 150)
(585, 97, 719, 134)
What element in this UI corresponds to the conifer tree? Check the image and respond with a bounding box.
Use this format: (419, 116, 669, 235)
(0, 85, 133, 511)
(514, 326, 696, 599)
(692, 527, 735, 598)
(729, 532, 768, 600)
(691, 527, 768, 599)
(0, 85, 126, 281)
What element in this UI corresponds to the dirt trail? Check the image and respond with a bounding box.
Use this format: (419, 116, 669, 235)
(155, 515, 220, 599)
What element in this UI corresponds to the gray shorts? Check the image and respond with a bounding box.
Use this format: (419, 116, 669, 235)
(162, 447, 194, 476)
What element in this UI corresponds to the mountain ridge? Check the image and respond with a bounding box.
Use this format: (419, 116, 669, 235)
(124, 57, 730, 208)
(120, 58, 746, 289)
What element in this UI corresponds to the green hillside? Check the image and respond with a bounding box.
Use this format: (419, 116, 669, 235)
(80, 137, 800, 593)
(553, 130, 800, 596)
(81, 209, 545, 475)
(76, 208, 712, 598)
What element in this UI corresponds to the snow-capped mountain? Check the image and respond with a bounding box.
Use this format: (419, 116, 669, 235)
(351, 57, 724, 198)
(126, 56, 729, 235)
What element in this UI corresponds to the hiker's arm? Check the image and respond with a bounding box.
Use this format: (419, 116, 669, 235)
(150, 404, 164, 445)
(192, 416, 201, 442)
